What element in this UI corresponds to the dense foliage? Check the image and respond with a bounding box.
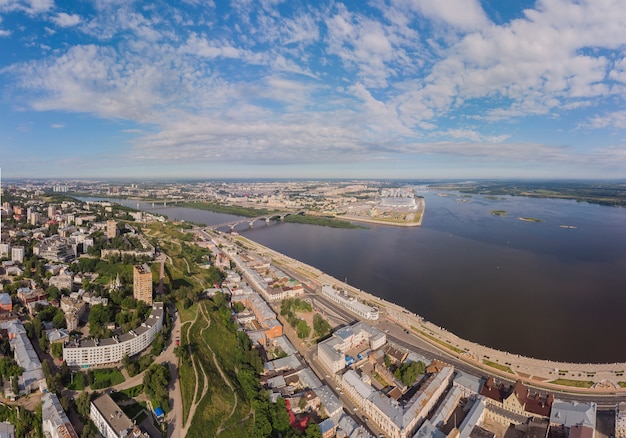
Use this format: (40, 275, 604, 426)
(393, 361, 426, 387)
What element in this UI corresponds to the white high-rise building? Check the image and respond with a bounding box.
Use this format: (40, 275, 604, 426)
(11, 246, 24, 263)
(0, 243, 9, 258)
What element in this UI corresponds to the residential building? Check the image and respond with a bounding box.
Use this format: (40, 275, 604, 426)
(480, 378, 554, 425)
(317, 321, 386, 374)
(0, 293, 12, 312)
(133, 264, 153, 305)
(33, 236, 74, 263)
(65, 310, 80, 331)
(90, 393, 134, 438)
(0, 422, 15, 438)
(550, 400, 597, 438)
(0, 320, 46, 394)
(616, 402, 626, 438)
(0, 242, 9, 258)
(42, 392, 79, 438)
(11, 246, 24, 263)
(63, 302, 164, 367)
(341, 366, 454, 438)
(106, 220, 117, 239)
(321, 284, 379, 320)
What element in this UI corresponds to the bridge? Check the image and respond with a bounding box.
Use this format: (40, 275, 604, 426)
(209, 211, 306, 231)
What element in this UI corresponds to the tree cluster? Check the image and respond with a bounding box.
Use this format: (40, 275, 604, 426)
(393, 360, 426, 387)
(143, 363, 171, 411)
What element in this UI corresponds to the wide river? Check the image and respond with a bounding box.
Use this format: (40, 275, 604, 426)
(84, 191, 626, 363)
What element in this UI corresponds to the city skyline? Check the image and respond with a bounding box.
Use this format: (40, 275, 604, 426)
(1, 0, 626, 179)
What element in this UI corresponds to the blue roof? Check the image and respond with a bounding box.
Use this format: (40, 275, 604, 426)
(154, 407, 164, 417)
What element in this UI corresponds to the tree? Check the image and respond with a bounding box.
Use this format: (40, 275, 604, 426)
(51, 342, 63, 359)
(52, 311, 66, 329)
(305, 423, 323, 438)
(296, 319, 310, 339)
(88, 304, 112, 336)
(313, 314, 331, 338)
(393, 361, 426, 387)
(76, 391, 91, 418)
(272, 397, 291, 434)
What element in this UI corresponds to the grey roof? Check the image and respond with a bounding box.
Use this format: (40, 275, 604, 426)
(92, 393, 133, 436)
(453, 371, 485, 395)
(407, 351, 430, 365)
(550, 400, 597, 429)
(267, 375, 287, 389)
(319, 418, 335, 435)
(273, 335, 297, 356)
(318, 337, 344, 363)
(0, 294, 11, 306)
(315, 385, 342, 418)
(413, 419, 446, 438)
(42, 393, 77, 438)
(431, 386, 462, 428)
(265, 354, 301, 372)
(344, 370, 374, 399)
(11, 331, 44, 390)
(46, 328, 69, 343)
(297, 368, 323, 390)
(0, 422, 15, 438)
(458, 396, 486, 438)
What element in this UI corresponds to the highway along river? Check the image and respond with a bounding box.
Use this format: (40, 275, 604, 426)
(84, 191, 626, 363)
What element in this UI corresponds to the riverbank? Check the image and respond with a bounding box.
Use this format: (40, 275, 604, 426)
(224, 231, 626, 393)
(340, 198, 425, 227)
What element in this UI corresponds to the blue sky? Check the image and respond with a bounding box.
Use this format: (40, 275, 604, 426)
(0, 0, 625, 179)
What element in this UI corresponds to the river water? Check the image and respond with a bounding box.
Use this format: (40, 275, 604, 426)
(83, 192, 626, 363)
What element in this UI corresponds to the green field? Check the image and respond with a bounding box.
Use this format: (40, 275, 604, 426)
(549, 378, 594, 388)
(483, 360, 514, 374)
(89, 368, 125, 389)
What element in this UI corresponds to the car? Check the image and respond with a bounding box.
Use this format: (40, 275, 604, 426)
(353, 407, 358, 412)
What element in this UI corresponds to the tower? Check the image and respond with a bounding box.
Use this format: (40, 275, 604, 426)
(106, 220, 117, 239)
(133, 264, 153, 305)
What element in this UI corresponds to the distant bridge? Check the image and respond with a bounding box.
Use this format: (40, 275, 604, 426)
(209, 211, 306, 231)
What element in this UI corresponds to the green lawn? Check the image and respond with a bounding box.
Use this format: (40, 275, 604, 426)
(181, 301, 254, 438)
(412, 327, 465, 354)
(90, 368, 125, 390)
(66, 372, 86, 391)
(483, 360, 514, 374)
(549, 379, 594, 388)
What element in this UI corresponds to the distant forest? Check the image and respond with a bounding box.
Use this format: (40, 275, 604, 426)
(449, 181, 626, 207)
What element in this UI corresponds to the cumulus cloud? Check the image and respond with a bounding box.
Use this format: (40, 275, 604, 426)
(51, 12, 81, 27)
(3, 0, 626, 175)
(0, 0, 53, 14)
(586, 110, 626, 129)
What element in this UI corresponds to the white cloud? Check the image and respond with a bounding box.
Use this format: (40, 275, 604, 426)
(51, 12, 81, 27)
(50, 123, 64, 128)
(586, 110, 626, 129)
(397, 0, 490, 32)
(0, 0, 53, 14)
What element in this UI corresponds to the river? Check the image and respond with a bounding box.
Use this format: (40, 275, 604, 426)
(81, 191, 626, 363)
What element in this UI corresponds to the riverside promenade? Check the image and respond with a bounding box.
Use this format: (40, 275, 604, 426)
(228, 232, 626, 395)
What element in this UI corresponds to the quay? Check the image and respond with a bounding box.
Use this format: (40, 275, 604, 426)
(218, 230, 626, 396)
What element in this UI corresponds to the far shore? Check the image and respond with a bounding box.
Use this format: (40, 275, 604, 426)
(339, 214, 423, 227)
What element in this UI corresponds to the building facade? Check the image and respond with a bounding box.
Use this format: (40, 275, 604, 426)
(42, 392, 79, 438)
(63, 302, 163, 367)
(133, 264, 153, 305)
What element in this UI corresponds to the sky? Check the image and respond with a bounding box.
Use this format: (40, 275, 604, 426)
(0, 0, 626, 180)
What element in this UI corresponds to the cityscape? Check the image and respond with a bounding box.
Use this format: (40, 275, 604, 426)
(0, 179, 624, 438)
(1, 0, 626, 437)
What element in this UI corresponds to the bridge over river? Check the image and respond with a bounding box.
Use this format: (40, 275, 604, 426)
(209, 211, 306, 231)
